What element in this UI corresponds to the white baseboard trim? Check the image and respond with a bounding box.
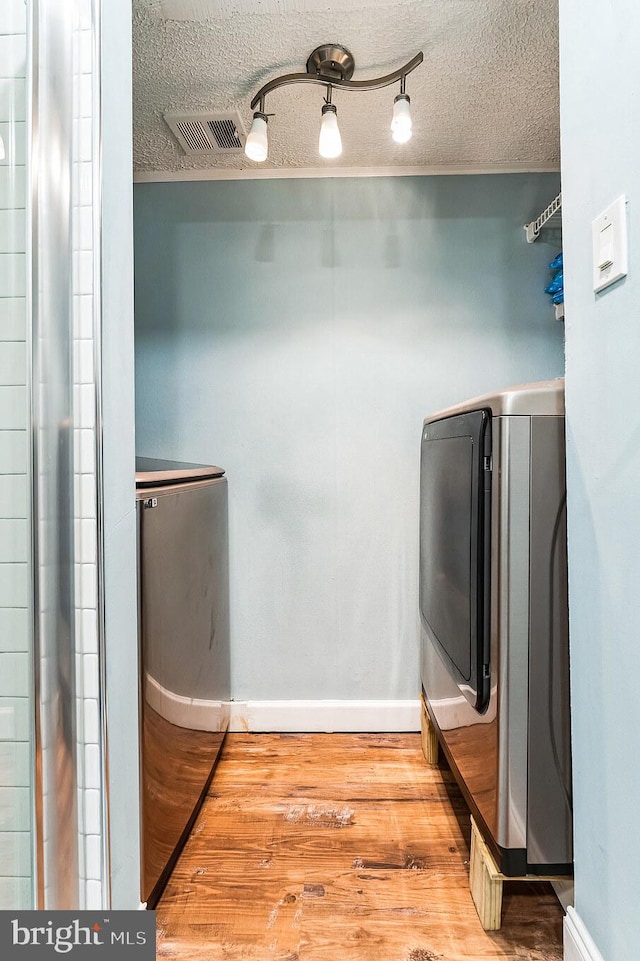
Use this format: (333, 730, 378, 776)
(228, 699, 421, 733)
(144, 672, 229, 732)
(564, 908, 605, 961)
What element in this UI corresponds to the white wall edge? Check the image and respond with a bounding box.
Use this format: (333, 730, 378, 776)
(133, 162, 560, 184)
(227, 699, 421, 733)
(564, 907, 605, 961)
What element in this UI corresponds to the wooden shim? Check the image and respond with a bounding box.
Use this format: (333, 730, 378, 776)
(420, 693, 439, 765)
(469, 816, 567, 931)
(470, 816, 504, 930)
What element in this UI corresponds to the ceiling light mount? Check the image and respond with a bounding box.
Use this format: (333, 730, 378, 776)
(306, 44, 355, 82)
(249, 47, 423, 110)
(246, 43, 423, 163)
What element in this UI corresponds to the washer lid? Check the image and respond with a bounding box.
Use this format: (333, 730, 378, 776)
(135, 456, 225, 488)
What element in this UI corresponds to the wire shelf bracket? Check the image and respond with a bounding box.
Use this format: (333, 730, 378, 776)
(524, 193, 562, 243)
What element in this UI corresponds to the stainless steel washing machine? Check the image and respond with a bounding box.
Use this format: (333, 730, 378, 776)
(136, 458, 230, 904)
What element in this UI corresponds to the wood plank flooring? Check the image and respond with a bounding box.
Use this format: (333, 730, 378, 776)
(156, 733, 563, 961)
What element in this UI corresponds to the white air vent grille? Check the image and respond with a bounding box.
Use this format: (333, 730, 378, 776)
(164, 112, 246, 154)
(177, 119, 212, 152)
(207, 118, 243, 150)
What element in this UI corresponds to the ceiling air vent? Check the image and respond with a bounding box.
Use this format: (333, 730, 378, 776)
(164, 112, 246, 155)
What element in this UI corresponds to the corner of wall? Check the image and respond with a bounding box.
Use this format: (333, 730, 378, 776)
(100, 0, 140, 909)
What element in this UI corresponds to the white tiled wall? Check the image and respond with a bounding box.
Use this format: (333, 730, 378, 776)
(1, 0, 105, 910)
(0, 0, 32, 911)
(72, 0, 104, 910)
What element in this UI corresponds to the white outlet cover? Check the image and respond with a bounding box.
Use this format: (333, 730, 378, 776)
(592, 194, 628, 293)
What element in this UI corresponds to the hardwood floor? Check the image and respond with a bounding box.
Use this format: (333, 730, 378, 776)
(155, 734, 563, 960)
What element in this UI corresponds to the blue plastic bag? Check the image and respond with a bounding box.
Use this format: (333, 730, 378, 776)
(545, 269, 564, 295)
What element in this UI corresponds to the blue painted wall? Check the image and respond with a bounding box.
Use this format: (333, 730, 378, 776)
(559, 2, 640, 957)
(134, 174, 563, 702)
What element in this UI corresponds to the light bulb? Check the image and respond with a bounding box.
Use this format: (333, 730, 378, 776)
(245, 112, 268, 162)
(391, 94, 412, 145)
(319, 104, 342, 159)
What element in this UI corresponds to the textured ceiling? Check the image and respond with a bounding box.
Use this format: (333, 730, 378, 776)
(132, 0, 559, 175)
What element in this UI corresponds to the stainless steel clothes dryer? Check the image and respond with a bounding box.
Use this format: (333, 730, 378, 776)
(419, 380, 572, 876)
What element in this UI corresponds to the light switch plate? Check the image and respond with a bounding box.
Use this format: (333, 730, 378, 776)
(593, 195, 628, 293)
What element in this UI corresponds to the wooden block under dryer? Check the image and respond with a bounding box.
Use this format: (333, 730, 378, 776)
(470, 816, 504, 930)
(420, 692, 439, 765)
(469, 816, 565, 930)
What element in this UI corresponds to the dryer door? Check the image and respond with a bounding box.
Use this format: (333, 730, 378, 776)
(419, 408, 492, 712)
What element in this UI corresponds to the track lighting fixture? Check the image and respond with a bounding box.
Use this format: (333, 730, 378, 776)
(318, 87, 342, 159)
(391, 94, 412, 144)
(245, 44, 423, 163)
(245, 107, 269, 162)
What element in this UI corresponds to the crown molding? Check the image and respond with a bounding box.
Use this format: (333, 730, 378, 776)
(133, 162, 560, 184)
